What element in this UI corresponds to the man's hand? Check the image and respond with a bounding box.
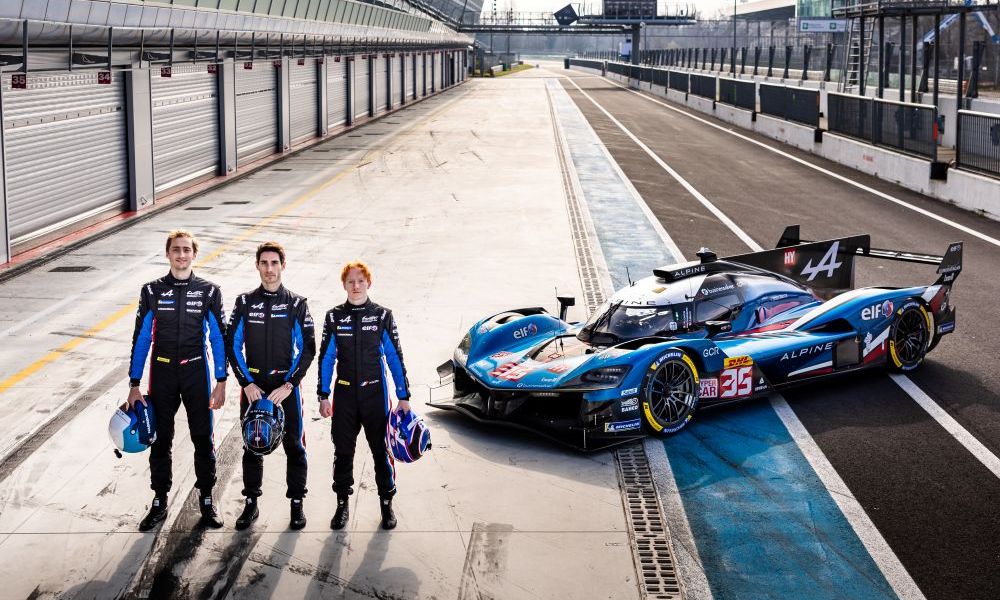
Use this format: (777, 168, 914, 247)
(319, 397, 333, 419)
(127, 386, 145, 408)
(269, 382, 293, 404)
(244, 383, 264, 403)
(209, 381, 227, 410)
(396, 399, 411, 414)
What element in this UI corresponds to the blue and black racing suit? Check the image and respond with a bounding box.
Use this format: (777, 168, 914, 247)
(129, 272, 228, 497)
(227, 285, 315, 499)
(317, 299, 410, 499)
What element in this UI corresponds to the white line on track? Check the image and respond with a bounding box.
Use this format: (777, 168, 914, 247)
(565, 75, 928, 600)
(594, 74, 1000, 250)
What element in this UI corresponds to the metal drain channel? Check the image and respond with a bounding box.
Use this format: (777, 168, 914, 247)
(547, 82, 684, 600)
(616, 444, 683, 600)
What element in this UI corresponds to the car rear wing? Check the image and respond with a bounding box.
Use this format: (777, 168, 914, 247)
(723, 225, 962, 294)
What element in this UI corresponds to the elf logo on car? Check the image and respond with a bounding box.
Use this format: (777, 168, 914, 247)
(801, 241, 842, 282)
(861, 299, 894, 321)
(723, 355, 753, 368)
(699, 378, 719, 398)
(513, 323, 538, 340)
(784, 249, 796, 266)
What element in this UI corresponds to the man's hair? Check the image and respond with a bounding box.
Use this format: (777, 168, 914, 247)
(340, 261, 372, 284)
(165, 230, 198, 254)
(256, 241, 286, 264)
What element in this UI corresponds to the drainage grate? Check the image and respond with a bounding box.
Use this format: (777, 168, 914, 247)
(49, 266, 93, 273)
(616, 444, 684, 600)
(184, 206, 212, 211)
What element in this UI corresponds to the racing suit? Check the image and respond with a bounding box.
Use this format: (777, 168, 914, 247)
(129, 272, 228, 497)
(227, 285, 315, 499)
(317, 299, 410, 499)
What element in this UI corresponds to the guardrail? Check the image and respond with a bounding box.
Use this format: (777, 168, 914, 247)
(718, 77, 756, 111)
(957, 110, 1000, 178)
(828, 92, 938, 160)
(689, 73, 716, 100)
(569, 58, 604, 72)
(668, 70, 689, 93)
(759, 83, 819, 127)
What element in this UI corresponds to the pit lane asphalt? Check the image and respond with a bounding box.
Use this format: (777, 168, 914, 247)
(559, 68, 1000, 600)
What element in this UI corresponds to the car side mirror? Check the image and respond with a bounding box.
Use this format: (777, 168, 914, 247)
(557, 296, 576, 322)
(704, 320, 732, 337)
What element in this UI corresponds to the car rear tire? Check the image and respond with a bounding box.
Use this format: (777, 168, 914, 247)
(640, 349, 699, 435)
(888, 302, 931, 372)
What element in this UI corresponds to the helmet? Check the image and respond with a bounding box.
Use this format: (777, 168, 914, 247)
(388, 408, 431, 463)
(109, 399, 157, 455)
(242, 397, 285, 456)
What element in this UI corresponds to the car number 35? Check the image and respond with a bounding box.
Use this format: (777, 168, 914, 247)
(719, 366, 753, 398)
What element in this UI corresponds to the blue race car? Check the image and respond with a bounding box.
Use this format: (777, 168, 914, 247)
(431, 226, 962, 450)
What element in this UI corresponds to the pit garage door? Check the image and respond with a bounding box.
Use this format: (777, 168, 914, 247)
(290, 57, 318, 144)
(327, 57, 348, 128)
(1, 71, 128, 246)
(374, 55, 388, 115)
(392, 54, 403, 108)
(236, 63, 278, 164)
(151, 64, 219, 193)
(354, 56, 371, 120)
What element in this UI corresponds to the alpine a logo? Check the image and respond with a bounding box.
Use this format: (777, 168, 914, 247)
(251, 302, 264, 310)
(161, 290, 174, 297)
(339, 315, 351, 323)
(801, 241, 843, 282)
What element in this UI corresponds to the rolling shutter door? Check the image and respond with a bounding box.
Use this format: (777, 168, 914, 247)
(406, 54, 415, 99)
(374, 56, 387, 115)
(392, 54, 402, 108)
(151, 64, 219, 193)
(354, 57, 370, 120)
(327, 58, 347, 128)
(1, 71, 127, 245)
(236, 64, 278, 164)
(290, 58, 318, 144)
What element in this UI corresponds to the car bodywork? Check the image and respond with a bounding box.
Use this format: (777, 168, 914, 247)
(430, 226, 963, 450)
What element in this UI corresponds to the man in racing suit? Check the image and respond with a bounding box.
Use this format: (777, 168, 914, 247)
(227, 241, 316, 530)
(128, 230, 228, 531)
(317, 261, 410, 530)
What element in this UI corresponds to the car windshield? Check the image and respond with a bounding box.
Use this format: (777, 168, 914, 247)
(578, 300, 696, 344)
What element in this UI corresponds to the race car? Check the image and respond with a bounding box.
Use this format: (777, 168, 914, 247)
(430, 226, 962, 450)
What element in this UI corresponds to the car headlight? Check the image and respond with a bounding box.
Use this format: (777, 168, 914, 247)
(454, 332, 472, 365)
(579, 365, 631, 387)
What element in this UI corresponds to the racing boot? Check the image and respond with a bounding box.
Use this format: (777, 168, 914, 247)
(235, 497, 259, 531)
(379, 497, 397, 530)
(331, 496, 350, 530)
(199, 495, 224, 529)
(139, 495, 168, 531)
(290, 498, 307, 531)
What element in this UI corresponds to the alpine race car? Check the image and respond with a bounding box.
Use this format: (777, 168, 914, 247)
(430, 226, 962, 450)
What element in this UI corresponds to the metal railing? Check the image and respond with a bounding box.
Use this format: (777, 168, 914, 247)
(828, 92, 938, 160)
(568, 58, 604, 71)
(689, 73, 716, 100)
(718, 78, 756, 111)
(957, 110, 1000, 178)
(759, 83, 820, 127)
(668, 70, 689, 92)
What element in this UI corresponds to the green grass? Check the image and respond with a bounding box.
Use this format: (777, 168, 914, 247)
(472, 63, 536, 78)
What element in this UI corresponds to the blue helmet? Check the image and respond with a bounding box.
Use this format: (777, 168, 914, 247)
(109, 399, 157, 455)
(388, 408, 431, 463)
(242, 397, 285, 456)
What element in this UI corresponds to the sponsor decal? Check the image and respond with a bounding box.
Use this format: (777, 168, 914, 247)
(271, 313, 287, 318)
(249, 367, 260, 373)
(621, 404, 639, 413)
(621, 397, 639, 408)
(490, 351, 514, 360)
(701, 284, 735, 296)
(620, 387, 638, 397)
(937, 322, 956, 334)
(252, 302, 265, 310)
(538, 377, 561, 384)
(754, 376, 769, 392)
(156, 357, 171, 364)
(361, 325, 377, 332)
(249, 312, 266, 319)
(187, 301, 203, 307)
(547, 363, 570, 374)
(699, 378, 719, 399)
(513, 323, 539, 340)
(723, 355, 753, 368)
(490, 362, 533, 381)
(158, 300, 176, 305)
(864, 332, 873, 346)
(784, 249, 796, 266)
(161, 290, 174, 297)
(604, 418, 642, 433)
(801, 241, 843, 282)
(861, 299, 893, 321)
(185, 308, 201, 314)
(179, 356, 203, 365)
(362, 315, 378, 323)
(187, 290, 203, 298)
(269, 369, 289, 375)
(702, 347, 720, 358)
(642, 402, 663, 432)
(720, 365, 753, 398)
(360, 379, 380, 387)
(671, 265, 706, 279)
(339, 315, 351, 323)
(780, 341, 833, 361)
(272, 303, 288, 310)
